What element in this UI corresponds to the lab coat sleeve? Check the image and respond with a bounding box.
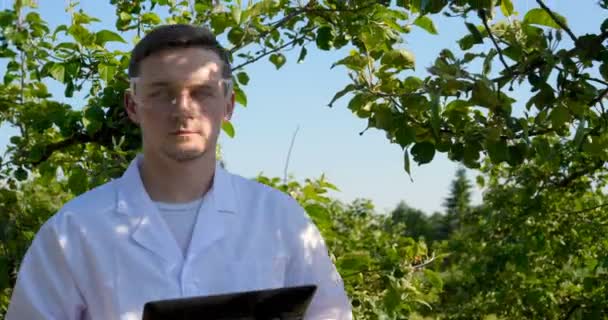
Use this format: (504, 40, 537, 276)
(6, 218, 86, 320)
(284, 200, 353, 320)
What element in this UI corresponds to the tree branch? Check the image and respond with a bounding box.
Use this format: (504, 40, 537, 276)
(535, 0, 577, 43)
(229, 0, 319, 54)
(28, 133, 93, 167)
(305, 2, 377, 13)
(556, 66, 608, 87)
(514, 127, 555, 139)
(554, 160, 605, 188)
(361, 89, 424, 127)
(231, 35, 309, 71)
(480, 9, 511, 74)
(561, 305, 577, 320)
(589, 87, 608, 107)
(229, 1, 376, 54)
(584, 77, 608, 87)
(562, 202, 608, 216)
(412, 253, 437, 270)
(341, 267, 384, 279)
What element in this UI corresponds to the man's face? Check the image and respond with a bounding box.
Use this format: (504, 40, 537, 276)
(125, 47, 234, 163)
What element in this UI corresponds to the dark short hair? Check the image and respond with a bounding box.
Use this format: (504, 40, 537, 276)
(127, 24, 232, 79)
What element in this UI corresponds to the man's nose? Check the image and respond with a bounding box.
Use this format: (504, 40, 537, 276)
(172, 91, 198, 115)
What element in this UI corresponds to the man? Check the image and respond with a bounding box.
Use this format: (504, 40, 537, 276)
(6, 24, 352, 320)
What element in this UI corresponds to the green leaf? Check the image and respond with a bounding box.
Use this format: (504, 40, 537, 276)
(83, 106, 104, 135)
(347, 93, 373, 118)
(483, 49, 498, 75)
(430, 94, 441, 138)
(68, 24, 92, 45)
(465, 23, 484, 44)
(316, 26, 333, 51)
(500, 0, 514, 16)
(419, 0, 447, 14)
(29, 144, 44, 163)
(95, 30, 126, 45)
(73, 12, 100, 25)
(55, 42, 79, 52)
(396, 126, 417, 147)
(373, 105, 393, 130)
(359, 25, 386, 50)
(524, 8, 567, 29)
(337, 252, 372, 274)
(471, 81, 499, 109)
(404, 148, 412, 176)
(50, 63, 65, 83)
(328, 84, 356, 107)
(381, 49, 415, 70)
(332, 54, 368, 71)
(141, 12, 161, 25)
(582, 135, 605, 156)
(222, 120, 235, 138)
(65, 80, 75, 97)
(297, 46, 308, 64)
(235, 86, 247, 107)
(424, 269, 443, 290)
(467, 0, 492, 10)
(411, 142, 435, 164)
(304, 203, 332, 230)
(25, 11, 41, 24)
(231, 4, 242, 25)
(528, 85, 555, 110)
(14, 167, 28, 181)
(68, 166, 88, 195)
(573, 119, 587, 148)
(383, 285, 401, 314)
(600, 62, 608, 82)
(476, 175, 485, 188)
(236, 72, 249, 85)
(507, 143, 526, 166)
(119, 12, 131, 22)
(403, 76, 423, 93)
(269, 53, 286, 69)
(458, 34, 478, 50)
(463, 142, 482, 167)
(228, 27, 245, 46)
(463, 52, 483, 63)
(550, 105, 570, 128)
(487, 139, 509, 164)
(0, 257, 9, 290)
(98, 64, 116, 83)
(413, 15, 438, 35)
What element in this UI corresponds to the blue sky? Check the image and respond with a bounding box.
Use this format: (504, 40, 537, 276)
(0, 1, 605, 214)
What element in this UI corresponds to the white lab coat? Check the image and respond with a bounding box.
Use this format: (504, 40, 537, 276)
(6, 155, 352, 320)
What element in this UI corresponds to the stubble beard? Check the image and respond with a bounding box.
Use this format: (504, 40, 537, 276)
(163, 147, 207, 162)
(162, 135, 211, 163)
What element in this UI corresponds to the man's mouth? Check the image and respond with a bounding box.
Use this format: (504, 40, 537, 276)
(171, 130, 199, 135)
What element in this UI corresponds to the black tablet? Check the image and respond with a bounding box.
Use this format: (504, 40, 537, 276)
(142, 285, 317, 320)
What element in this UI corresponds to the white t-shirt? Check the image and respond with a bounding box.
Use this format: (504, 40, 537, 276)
(154, 198, 202, 255)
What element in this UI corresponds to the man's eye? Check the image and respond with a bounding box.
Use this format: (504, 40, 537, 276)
(148, 89, 169, 98)
(192, 87, 215, 98)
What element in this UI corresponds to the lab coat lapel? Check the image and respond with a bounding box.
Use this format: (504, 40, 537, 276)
(115, 155, 183, 265)
(187, 164, 237, 258)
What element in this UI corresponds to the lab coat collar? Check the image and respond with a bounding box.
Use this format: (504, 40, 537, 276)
(114, 154, 237, 263)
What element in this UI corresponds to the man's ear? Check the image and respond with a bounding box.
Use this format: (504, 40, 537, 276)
(124, 90, 140, 125)
(224, 91, 236, 121)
